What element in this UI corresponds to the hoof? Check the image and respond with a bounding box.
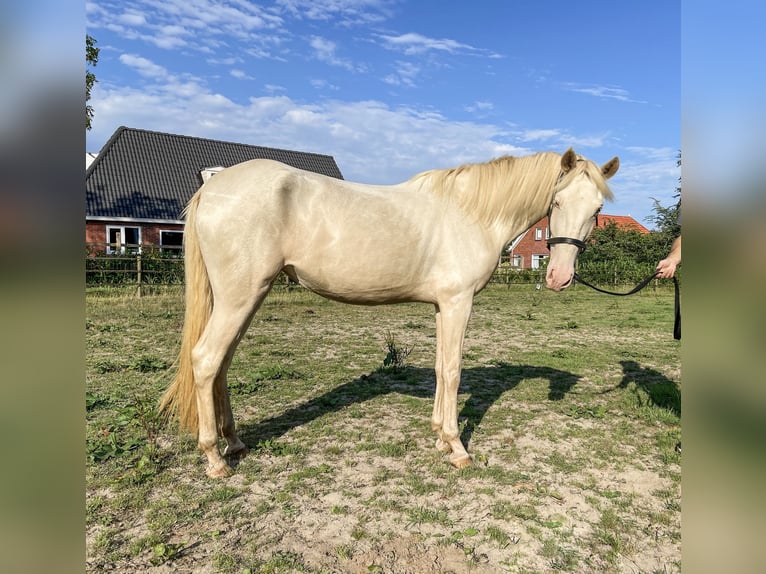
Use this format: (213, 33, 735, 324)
(206, 463, 234, 478)
(224, 444, 249, 459)
(435, 438, 453, 454)
(449, 454, 473, 469)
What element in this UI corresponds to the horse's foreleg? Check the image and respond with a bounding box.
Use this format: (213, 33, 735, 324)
(433, 295, 473, 468)
(431, 305, 448, 448)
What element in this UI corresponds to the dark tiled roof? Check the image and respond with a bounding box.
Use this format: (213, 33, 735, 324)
(86, 126, 344, 221)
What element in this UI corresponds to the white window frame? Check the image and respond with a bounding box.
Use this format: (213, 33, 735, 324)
(199, 166, 225, 184)
(159, 229, 184, 254)
(535, 227, 543, 241)
(531, 254, 549, 269)
(106, 225, 141, 254)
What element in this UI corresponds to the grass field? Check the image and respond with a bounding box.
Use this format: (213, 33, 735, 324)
(86, 282, 680, 573)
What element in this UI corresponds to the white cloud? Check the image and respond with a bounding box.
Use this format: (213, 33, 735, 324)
(557, 132, 611, 149)
(230, 69, 255, 80)
(275, 0, 394, 26)
(464, 101, 495, 114)
(119, 53, 168, 78)
(87, 0, 286, 54)
(624, 146, 678, 161)
(383, 61, 420, 87)
(378, 32, 477, 56)
(517, 129, 560, 142)
(310, 79, 340, 91)
(309, 36, 364, 72)
(117, 11, 147, 26)
(563, 83, 648, 104)
(264, 84, 287, 93)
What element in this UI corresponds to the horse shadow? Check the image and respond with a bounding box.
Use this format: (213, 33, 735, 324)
(616, 359, 681, 416)
(237, 362, 580, 450)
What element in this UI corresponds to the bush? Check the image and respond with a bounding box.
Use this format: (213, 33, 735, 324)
(86, 247, 184, 286)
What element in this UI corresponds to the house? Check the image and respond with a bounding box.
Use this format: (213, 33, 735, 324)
(86, 126, 344, 254)
(505, 214, 650, 270)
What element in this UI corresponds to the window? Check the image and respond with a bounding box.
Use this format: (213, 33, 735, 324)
(535, 227, 543, 240)
(160, 230, 184, 255)
(199, 166, 225, 184)
(511, 254, 523, 268)
(107, 225, 141, 254)
(531, 254, 548, 269)
(545, 227, 550, 240)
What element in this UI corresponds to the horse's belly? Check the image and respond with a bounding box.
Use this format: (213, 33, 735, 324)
(284, 264, 428, 305)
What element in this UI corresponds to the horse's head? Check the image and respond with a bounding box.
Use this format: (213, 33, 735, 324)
(545, 148, 619, 291)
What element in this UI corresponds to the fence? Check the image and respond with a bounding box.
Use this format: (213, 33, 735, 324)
(86, 246, 673, 293)
(86, 244, 184, 295)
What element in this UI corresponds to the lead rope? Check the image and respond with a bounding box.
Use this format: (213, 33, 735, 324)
(572, 271, 680, 340)
(572, 270, 659, 297)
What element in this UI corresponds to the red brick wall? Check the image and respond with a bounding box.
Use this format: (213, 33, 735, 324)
(506, 216, 551, 269)
(86, 221, 184, 254)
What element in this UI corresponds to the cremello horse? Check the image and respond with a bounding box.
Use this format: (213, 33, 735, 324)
(161, 148, 618, 477)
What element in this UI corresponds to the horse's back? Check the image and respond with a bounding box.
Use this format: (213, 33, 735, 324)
(192, 158, 498, 303)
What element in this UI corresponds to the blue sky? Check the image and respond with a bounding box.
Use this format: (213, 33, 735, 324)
(86, 0, 680, 227)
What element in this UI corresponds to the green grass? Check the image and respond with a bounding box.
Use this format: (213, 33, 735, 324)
(86, 283, 680, 573)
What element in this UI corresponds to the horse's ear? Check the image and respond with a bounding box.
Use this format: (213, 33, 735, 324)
(601, 157, 620, 180)
(561, 148, 578, 172)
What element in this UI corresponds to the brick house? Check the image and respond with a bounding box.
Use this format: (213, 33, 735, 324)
(505, 214, 650, 270)
(86, 126, 344, 254)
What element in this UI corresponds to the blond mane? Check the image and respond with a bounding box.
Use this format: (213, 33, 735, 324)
(410, 151, 614, 227)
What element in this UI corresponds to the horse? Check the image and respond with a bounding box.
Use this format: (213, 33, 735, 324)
(160, 147, 619, 477)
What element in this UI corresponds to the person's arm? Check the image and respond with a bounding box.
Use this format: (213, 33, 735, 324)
(656, 236, 681, 278)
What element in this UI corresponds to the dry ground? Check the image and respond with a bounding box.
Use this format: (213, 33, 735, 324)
(86, 283, 680, 573)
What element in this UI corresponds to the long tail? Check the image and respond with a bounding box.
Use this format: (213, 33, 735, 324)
(159, 191, 211, 434)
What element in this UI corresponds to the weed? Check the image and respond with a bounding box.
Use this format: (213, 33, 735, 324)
(128, 355, 168, 372)
(335, 543, 354, 559)
(86, 391, 109, 411)
(254, 438, 305, 457)
(542, 537, 580, 571)
(94, 359, 122, 374)
(485, 525, 513, 548)
(150, 541, 187, 566)
(407, 505, 453, 528)
(381, 331, 413, 371)
(259, 550, 306, 573)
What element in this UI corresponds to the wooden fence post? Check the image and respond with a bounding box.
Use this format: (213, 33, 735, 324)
(136, 253, 143, 298)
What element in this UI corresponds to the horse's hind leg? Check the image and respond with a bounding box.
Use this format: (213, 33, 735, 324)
(217, 351, 248, 460)
(192, 293, 265, 477)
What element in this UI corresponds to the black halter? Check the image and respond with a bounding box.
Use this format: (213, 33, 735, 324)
(547, 235, 587, 253)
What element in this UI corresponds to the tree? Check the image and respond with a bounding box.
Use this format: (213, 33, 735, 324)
(645, 150, 681, 248)
(576, 151, 682, 283)
(86, 35, 99, 131)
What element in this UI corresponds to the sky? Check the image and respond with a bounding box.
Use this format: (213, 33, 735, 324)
(85, 0, 680, 227)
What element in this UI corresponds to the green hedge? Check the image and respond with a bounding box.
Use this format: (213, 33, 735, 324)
(86, 248, 184, 286)
(86, 251, 677, 288)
